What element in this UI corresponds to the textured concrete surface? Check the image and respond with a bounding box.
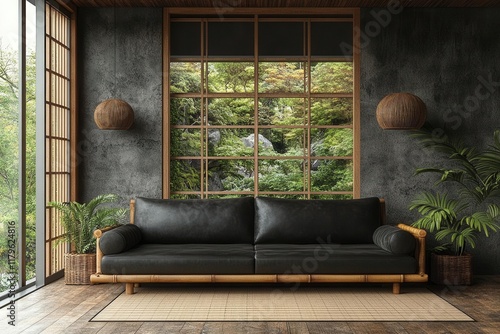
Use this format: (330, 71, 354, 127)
(78, 8, 500, 273)
(78, 8, 163, 205)
(360, 8, 500, 274)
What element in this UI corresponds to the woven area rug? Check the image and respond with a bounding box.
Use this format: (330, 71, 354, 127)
(91, 285, 473, 322)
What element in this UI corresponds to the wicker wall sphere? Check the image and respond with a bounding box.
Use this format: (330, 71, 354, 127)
(94, 98, 134, 130)
(376, 93, 427, 130)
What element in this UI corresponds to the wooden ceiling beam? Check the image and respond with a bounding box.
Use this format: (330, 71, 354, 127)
(67, 0, 500, 8)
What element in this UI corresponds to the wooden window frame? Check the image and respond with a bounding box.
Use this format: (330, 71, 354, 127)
(163, 8, 360, 199)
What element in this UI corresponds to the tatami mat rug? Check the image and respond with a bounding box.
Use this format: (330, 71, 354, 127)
(91, 286, 473, 322)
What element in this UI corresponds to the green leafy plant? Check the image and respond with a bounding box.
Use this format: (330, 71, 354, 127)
(410, 125, 500, 255)
(48, 194, 127, 254)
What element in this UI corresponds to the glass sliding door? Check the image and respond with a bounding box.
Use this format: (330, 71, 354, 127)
(0, 0, 74, 303)
(0, 0, 37, 299)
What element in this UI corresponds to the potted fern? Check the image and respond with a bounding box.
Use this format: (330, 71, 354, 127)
(409, 125, 500, 285)
(49, 194, 127, 284)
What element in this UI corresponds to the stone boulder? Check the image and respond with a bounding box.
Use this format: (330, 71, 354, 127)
(242, 134, 273, 149)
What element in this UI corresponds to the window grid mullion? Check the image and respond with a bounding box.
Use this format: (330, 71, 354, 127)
(168, 13, 356, 199)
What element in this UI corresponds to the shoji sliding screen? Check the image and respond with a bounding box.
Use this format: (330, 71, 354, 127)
(44, 2, 73, 278)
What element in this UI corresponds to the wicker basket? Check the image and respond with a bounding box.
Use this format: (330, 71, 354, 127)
(430, 253, 472, 286)
(64, 253, 96, 285)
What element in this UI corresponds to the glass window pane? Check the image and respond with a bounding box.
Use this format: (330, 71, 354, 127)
(263, 194, 307, 199)
(207, 159, 255, 191)
(171, 22, 201, 57)
(259, 22, 303, 57)
(311, 159, 353, 192)
(311, 194, 353, 200)
(207, 62, 254, 93)
(258, 98, 306, 126)
(208, 129, 254, 157)
(171, 194, 202, 199)
(258, 159, 307, 192)
(311, 128, 353, 157)
(171, 128, 201, 156)
(170, 160, 201, 192)
(170, 98, 201, 126)
(170, 62, 201, 93)
(311, 98, 353, 126)
(259, 62, 306, 93)
(208, 22, 254, 56)
(208, 98, 254, 126)
(207, 194, 252, 199)
(0, 0, 19, 294)
(311, 62, 353, 93)
(311, 22, 353, 57)
(258, 129, 306, 156)
(26, 0, 37, 282)
(169, 16, 357, 199)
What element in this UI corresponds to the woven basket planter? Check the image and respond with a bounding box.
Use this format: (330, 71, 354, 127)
(64, 253, 96, 285)
(430, 253, 472, 286)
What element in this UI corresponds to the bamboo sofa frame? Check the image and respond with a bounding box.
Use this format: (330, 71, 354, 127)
(90, 200, 428, 294)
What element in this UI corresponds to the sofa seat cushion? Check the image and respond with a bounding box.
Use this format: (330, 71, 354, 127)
(254, 244, 417, 274)
(101, 244, 255, 275)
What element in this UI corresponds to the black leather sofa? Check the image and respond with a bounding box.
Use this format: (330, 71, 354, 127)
(90, 197, 428, 294)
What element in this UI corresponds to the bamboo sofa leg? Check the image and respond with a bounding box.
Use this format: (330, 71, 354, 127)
(126, 283, 135, 295)
(393, 283, 401, 294)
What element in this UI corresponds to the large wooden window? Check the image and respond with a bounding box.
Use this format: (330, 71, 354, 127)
(164, 9, 360, 199)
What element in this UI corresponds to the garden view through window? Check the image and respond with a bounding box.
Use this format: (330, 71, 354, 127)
(0, 0, 37, 296)
(167, 13, 359, 199)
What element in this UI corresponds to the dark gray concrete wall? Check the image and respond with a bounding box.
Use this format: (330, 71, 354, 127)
(78, 8, 500, 273)
(360, 8, 500, 274)
(78, 8, 163, 203)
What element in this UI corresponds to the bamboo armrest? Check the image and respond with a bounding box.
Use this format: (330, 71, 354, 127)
(397, 223, 427, 238)
(397, 223, 427, 276)
(93, 225, 121, 239)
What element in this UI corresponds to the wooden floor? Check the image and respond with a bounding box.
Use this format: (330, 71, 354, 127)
(1, 276, 499, 334)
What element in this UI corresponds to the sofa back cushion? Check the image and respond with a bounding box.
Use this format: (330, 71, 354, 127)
(254, 197, 382, 244)
(134, 197, 255, 244)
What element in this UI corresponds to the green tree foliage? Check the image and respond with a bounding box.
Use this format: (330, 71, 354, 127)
(311, 62, 353, 93)
(208, 62, 254, 93)
(209, 98, 254, 126)
(0, 45, 37, 291)
(170, 61, 354, 197)
(259, 62, 304, 93)
(170, 62, 200, 93)
(311, 98, 352, 126)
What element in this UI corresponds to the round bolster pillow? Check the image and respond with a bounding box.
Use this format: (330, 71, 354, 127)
(99, 224, 142, 255)
(372, 225, 416, 255)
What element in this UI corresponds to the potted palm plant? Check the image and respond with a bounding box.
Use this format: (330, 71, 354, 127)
(49, 194, 127, 284)
(409, 125, 500, 285)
